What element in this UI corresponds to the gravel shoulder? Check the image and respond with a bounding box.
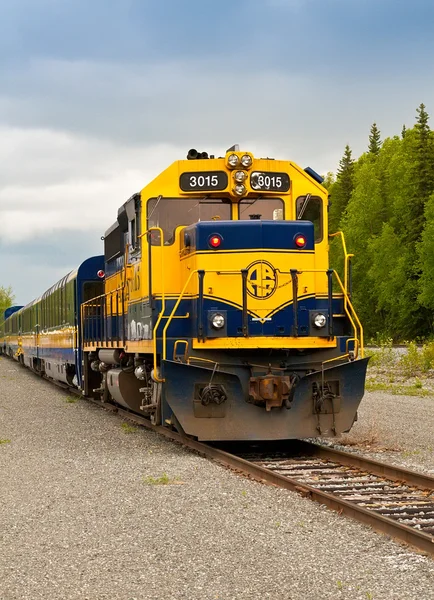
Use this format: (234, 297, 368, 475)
(1, 357, 433, 600)
(328, 390, 434, 474)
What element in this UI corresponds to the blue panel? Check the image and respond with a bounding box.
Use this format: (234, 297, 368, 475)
(186, 220, 315, 252)
(4, 306, 23, 319)
(39, 347, 76, 362)
(304, 166, 324, 184)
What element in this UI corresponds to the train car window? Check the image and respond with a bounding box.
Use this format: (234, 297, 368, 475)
(147, 197, 232, 246)
(83, 282, 104, 302)
(104, 223, 124, 262)
(129, 216, 140, 253)
(296, 195, 323, 243)
(238, 198, 284, 221)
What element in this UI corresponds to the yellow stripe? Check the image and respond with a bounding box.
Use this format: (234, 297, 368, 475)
(192, 336, 336, 350)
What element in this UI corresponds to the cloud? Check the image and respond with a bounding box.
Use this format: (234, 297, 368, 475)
(0, 127, 190, 247)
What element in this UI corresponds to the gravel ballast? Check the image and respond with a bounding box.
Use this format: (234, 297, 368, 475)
(1, 357, 433, 600)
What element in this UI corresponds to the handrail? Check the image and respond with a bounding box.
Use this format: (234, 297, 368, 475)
(329, 231, 354, 295)
(143, 227, 165, 382)
(332, 270, 364, 358)
(162, 270, 198, 363)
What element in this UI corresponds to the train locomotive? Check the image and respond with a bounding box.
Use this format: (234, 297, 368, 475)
(0, 146, 368, 441)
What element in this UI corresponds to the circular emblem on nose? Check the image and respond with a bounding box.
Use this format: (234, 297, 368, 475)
(246, 261, 277, 299)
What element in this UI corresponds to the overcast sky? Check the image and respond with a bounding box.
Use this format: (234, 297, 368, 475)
(1, 0, 434, 304)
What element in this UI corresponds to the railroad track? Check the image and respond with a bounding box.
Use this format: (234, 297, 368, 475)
(33, 372, 434, 556)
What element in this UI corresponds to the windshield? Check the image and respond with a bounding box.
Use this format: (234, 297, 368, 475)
(147, 197, 232, 245)
(238, 198, 284, 221)
(296, 195, 323, 242)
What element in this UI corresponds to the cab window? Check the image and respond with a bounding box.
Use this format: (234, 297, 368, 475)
(239, 198, 284, 221)
(296, 195, 323, 243)
(147, 197, 231, 245)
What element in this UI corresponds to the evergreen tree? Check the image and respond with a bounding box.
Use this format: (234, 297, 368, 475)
(401, 124, 407, 138)
(368, 122, 382, 155)
(414, 103, 434, 199)
(328, 145, 354, 232)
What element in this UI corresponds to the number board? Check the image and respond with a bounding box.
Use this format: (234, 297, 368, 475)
(250, 171, 290, 192)
(180, 171, 228, 192)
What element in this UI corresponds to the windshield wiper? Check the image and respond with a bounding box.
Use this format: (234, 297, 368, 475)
(297, 194, 311, 220)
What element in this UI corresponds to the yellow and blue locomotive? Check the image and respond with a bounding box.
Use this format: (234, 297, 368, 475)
(1, 146, 367, 441)
(81, 145, 367, 440)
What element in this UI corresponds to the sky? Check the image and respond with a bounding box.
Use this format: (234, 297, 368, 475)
(1, 0, 434, 304)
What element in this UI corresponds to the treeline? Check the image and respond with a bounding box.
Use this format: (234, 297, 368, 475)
(0, 286, 14, 316)
(326, 103, 434, 341)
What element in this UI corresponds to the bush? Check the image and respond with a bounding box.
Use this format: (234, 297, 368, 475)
(398, 342, 423, 377)
(366, 338, 396, 370)
(421, 341, 434, 371)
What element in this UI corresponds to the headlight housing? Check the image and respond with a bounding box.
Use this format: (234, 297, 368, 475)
(227, 153, 239, 167)
(234, 170, 247, 183)
(211, 313, 225, 329)
(234, 184, 246, 196)
(313, 313, 327, 328)
(240, 154, 253, 167)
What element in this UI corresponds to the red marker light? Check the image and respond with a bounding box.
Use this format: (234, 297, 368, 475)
(294, 235, 306, 248)
(209, 234, 222, 249)
(97, 270, 105, 278)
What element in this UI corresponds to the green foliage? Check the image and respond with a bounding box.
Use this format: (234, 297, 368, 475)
(421, 341, 434, 370)
(398, 342, 422, 377)
(334, 103, 434, 340)
(121, 422, 137, 434)
(368, 122, 382, 155)
(64, 395, 78, 404)
(143, 473, 182, 485)
(329, 145, 354, 232)
(0, 286, 14, 317)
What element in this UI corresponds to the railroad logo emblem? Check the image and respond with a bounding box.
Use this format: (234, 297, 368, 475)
(246, 261, 277, 300)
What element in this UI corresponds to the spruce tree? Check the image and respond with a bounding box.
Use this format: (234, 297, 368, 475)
(401, 124, 407, 138)
(368, 123, 382, 155)
(337, 145, 355, 203)
(414, 103, 434, 198)
(328, 145, 354, 232)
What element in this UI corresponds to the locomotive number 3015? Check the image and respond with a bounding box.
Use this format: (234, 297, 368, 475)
(180, 171, 228, 191)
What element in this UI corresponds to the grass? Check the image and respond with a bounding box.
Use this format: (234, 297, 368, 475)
(121, 422, 138, 434)
(143, 472, 183, 485)
(366, 379, 433, 397)
(0, 438, 11, 445)
(64, 395, 79, 404)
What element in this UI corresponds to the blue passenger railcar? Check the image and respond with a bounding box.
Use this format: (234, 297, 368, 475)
(19, 256, 104, 386)
(0, 306, 24, 358)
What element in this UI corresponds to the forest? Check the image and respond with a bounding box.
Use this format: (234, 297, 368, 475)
(326, 103, 434, 342)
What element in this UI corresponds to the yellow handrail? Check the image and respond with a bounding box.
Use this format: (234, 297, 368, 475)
(162, 270, 198, 363)
(332, 270, 364, 358)
(144, 227, 166, 382)
(329, 231, 354, 295)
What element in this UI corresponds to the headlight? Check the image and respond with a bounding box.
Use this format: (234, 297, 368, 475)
(241, 154, 252, 167)
(211, 313, 225, 329)
(227, 153, 239, 167)
(234, 171, 247, 182)
(313, 313, 327, 328)
(234, 184, 246, 196)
